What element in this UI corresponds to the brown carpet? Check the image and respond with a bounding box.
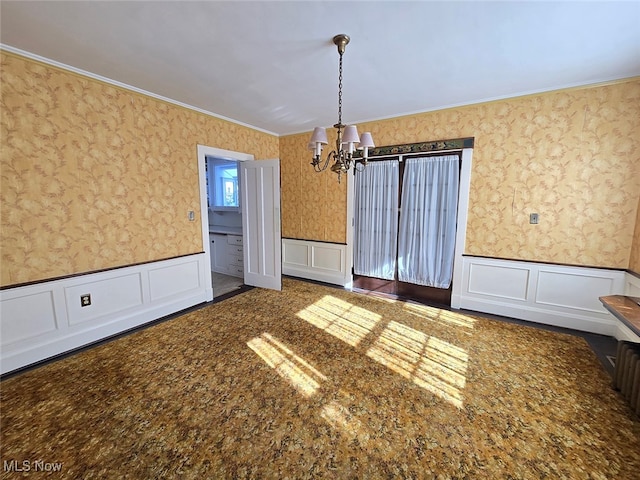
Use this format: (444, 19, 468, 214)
(2, 278, 639, 479)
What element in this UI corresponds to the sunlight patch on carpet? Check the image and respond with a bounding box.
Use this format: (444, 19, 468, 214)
(296, 295, 381, 346)
(366, 321, 468, 408)
(402, 302, 476, 330)
(247, 333, 326, 398)
(320, 399, 370, 446)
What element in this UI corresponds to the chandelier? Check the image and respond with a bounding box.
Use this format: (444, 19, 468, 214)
(309, 34, 375, 182)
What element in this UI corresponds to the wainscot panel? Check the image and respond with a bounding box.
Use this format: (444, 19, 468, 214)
(149, 260, 201, 301)
(457, 256, 626, 336)
(65, 273, 143, 326)
(1, 290, 57, 345)
(535, 270, 615, 313)
(467, 264, 530, 301)
(282, 239, 348, 286)
(0, 254, 212, 375)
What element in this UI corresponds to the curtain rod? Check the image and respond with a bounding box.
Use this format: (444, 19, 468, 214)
(360, 149, 463, 163)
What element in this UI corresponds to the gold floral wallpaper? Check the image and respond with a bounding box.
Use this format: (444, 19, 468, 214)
(280, 78, 640, 270)
(279, 130, 349, 243)
(0, 52, 278, 287)
(2, 50, 639, 287)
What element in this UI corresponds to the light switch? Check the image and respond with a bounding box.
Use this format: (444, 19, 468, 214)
(530, 213, 539, 224)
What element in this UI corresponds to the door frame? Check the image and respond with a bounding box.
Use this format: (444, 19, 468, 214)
(346, 145, 473, 308)
(197, 144, 254, 299)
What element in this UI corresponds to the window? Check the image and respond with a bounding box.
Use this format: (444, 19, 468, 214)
(206, 156, 240, 211)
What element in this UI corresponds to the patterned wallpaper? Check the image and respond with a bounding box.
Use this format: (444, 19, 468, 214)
(2, 50, 639, 287)
(0, 52, 278, 286)
(280, 78, 640, 269)
(279, 130, 349, 243)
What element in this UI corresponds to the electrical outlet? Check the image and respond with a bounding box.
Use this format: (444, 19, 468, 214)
(188, 210, 195, 221)
(529, 213, 539, 224)
(80, 294, 91, 307)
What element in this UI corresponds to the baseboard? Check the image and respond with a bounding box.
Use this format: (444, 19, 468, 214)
(615, 320, 640, 343)
(460, 296, 615, 335)
(1, 254, 213, 375)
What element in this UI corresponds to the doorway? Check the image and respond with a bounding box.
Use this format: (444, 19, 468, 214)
(197, 145, 253, 301)
(352, 151, 462, 307)
(197, 145, 282, 299)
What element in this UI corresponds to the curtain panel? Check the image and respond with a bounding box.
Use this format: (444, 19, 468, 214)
(353, 160, 399, 280)
(397, 155, 459, 288)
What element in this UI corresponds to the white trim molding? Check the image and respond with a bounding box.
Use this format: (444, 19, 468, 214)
(450, 148, 473, 307)
(282, 239, 349, 287)
(616, 272, 640, 342)
(623, 271, 640, 297)
(0, 254, 212, 375)
(456, 256, 628, 337)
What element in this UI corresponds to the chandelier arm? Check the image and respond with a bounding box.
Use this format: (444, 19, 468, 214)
(312, 149, 335, 173)
(311, 154, 322, 172)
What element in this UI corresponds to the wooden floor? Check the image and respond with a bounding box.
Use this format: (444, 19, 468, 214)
(352, 275, 452, 307)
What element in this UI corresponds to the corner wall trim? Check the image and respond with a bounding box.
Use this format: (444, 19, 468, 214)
(617, 273, 640, 342)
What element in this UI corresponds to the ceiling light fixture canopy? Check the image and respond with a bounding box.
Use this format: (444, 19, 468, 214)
(309, 34, 374, 182)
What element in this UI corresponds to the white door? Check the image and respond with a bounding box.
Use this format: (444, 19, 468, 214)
(241, 159, 281, 290)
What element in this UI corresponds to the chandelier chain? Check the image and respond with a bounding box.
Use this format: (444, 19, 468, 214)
(337, 51, 343, 126)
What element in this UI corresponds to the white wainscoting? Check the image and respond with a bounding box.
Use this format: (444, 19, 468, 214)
(0, 254, 213, 375)
(624, 272, 640, 297)
(282, 239, 349, 286)
(455, 256, 628, 337)
(617, 272, 640, 342)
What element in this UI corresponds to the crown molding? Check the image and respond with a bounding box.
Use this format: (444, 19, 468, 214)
(0, 44, 279, 137)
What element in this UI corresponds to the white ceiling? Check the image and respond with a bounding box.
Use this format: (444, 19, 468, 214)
(2, 1, 639, 136)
